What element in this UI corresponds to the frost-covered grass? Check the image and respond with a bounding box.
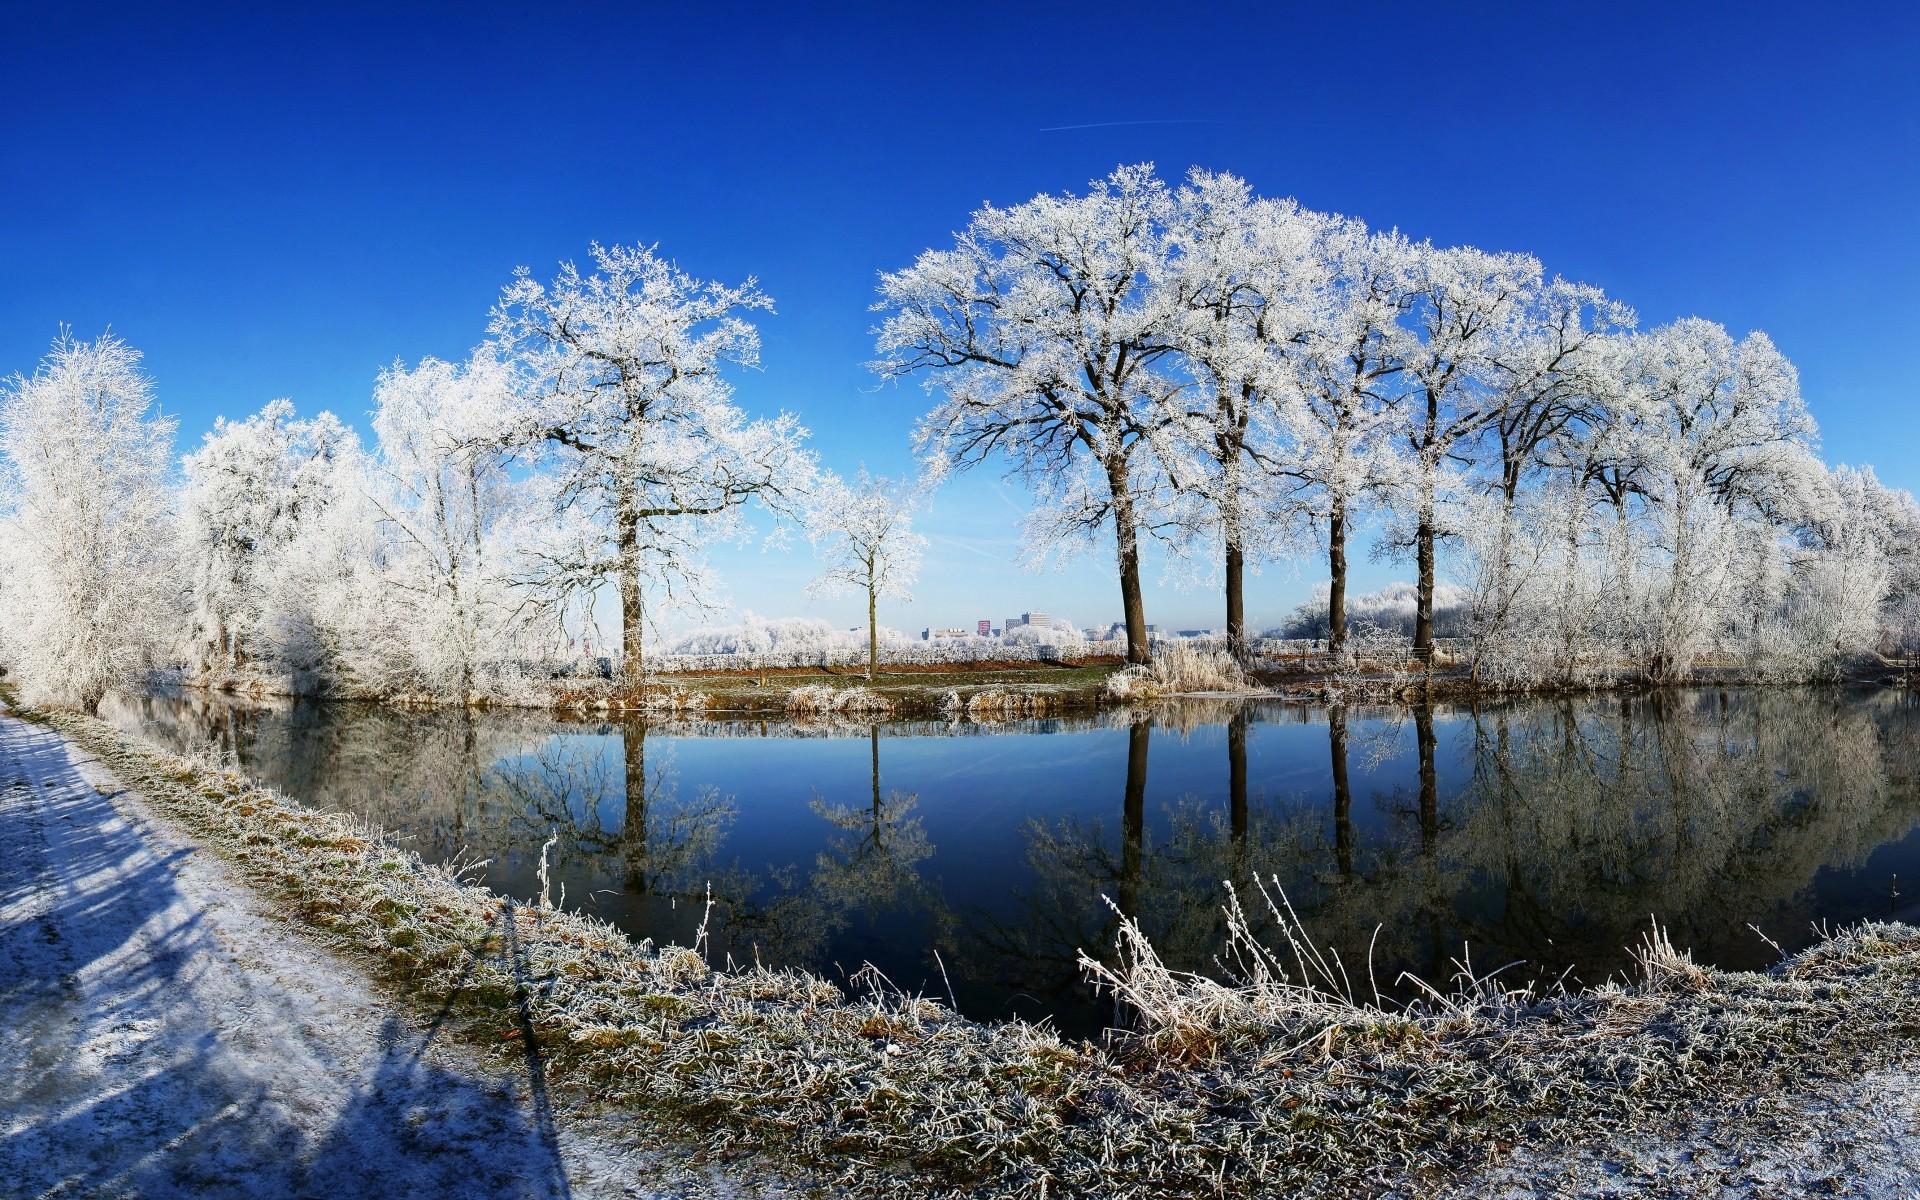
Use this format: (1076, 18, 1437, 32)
(1106, 642, 1259, 700)
(30, 701, 1920, 1199)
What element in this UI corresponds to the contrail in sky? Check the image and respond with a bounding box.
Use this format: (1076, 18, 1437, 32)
(1038, 119, 1224, 132)
(931, 534, 1006, 562)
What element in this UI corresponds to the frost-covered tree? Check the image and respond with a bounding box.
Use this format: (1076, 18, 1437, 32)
(369, 353, 529, 698)
(1271, 222, 1414, 656)
(1160, 172, 1337, 661)
(1463, 283, 1633, 672)
(181, 398, 357, 674)
(804, 469, 927, 680)
(0, 333, 178, 711)
(875, 165, 1185, 666)
(488, 243, 813, 679)
(1387, 242, 1540, 658)
(1619, 319, 1820, 678)
(1767, 463, 1908, 672)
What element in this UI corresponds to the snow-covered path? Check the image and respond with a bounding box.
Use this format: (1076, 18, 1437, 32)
(0, 710, 657, 1200)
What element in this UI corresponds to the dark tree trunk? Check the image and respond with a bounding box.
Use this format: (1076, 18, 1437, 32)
(1228, 706, 1251, 893)
(1225, 540, 1247, 663)
(622, 724, 648, 893)
(867, 583, 879, 683)
(1118, 719, 1149, 917)
(1415, 702, 1442, 976)
(1414, 510, 1436, 659)
(1330, 707, 1353, 879)
(1415, 704, 1438, 851)
(1228, 707, 1249, 846)
(1109, 457, 1152, 666)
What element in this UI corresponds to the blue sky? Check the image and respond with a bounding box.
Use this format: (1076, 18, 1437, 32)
(4, 2, 1917, 635)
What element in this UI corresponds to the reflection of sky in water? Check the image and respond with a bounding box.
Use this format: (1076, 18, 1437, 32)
(100, 691, 1920, 1038)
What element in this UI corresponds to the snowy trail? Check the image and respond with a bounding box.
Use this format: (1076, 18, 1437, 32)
(0, 710, 659, 1200)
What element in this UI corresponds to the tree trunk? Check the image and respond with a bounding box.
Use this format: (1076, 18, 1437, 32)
(1415, 704, 1438, 849)
(618, 511, 644, 684)
(1414, 702, 1442, 977)
(622, 724, 648, 894)
(1107, 458, 1151, 666)
(1222, 474, 1247, 663)
(867, 581, 879, 682)
(1225, 539, 1246, 664)
(1118, 718, 1149, 917)
(1330, 707, 1353, 879)
(1328, 503, 1349, 655)
(1229, 706, 1250, 893)
(1414, 505, 1436, 659)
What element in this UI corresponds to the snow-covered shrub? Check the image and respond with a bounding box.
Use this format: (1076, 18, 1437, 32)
(1105, 642, 1256, 701)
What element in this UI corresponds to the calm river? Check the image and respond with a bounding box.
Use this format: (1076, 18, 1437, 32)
(102, 687, 1920, 1036)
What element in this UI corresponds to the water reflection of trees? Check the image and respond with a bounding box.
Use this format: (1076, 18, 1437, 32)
(956, 690, 1920, 1016)
(103, 687, 1920, 1027)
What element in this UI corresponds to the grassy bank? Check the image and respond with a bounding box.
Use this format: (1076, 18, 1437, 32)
(24, 701, 1920, 1197)
(554, 660, 1124, 717)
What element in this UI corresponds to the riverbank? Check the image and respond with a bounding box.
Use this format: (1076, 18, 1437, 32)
(178, 649, 1919, 719)
(18, 697, 1920, 1198)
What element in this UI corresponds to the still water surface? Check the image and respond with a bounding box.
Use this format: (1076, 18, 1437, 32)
(103, 687, 1920, 1037)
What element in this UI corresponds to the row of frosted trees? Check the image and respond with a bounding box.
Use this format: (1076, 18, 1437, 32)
(875, 166, 1920, 681)
(3, 164, 1919, 711)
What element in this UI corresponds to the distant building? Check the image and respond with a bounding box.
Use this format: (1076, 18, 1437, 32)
(923, 627, 969, 640)
(977, 619, 991, 637)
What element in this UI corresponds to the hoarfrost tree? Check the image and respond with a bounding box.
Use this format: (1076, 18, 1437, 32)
(1464, 281, 1633, 673)
(1389, 242, 1540, 658)
(1620, 319, 1820, 679)
(1775, 464, 1912, 672)
(488, 243, 814, 679)
(805, 469, 927, 680)
(369, 353, 528, 698)
(180, 397, 356, 675)
(1272, 221, 1413, 655)
(875, 165, 1184, 665)
(1160, 172, 1335, 662)
(0, 333, 178, 712)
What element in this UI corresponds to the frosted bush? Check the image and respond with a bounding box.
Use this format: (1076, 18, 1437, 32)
(1106, 642, 1257, 700)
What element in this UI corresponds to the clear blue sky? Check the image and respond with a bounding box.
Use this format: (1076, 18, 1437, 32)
(5, 2, 1917, 634)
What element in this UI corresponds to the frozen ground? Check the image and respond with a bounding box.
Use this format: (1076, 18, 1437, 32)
(1428, 1071, 1920, 1200)
(0, 708, 799, 1200)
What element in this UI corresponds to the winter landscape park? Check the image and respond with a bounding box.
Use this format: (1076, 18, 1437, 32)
(11, 6, 1920, 1200)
